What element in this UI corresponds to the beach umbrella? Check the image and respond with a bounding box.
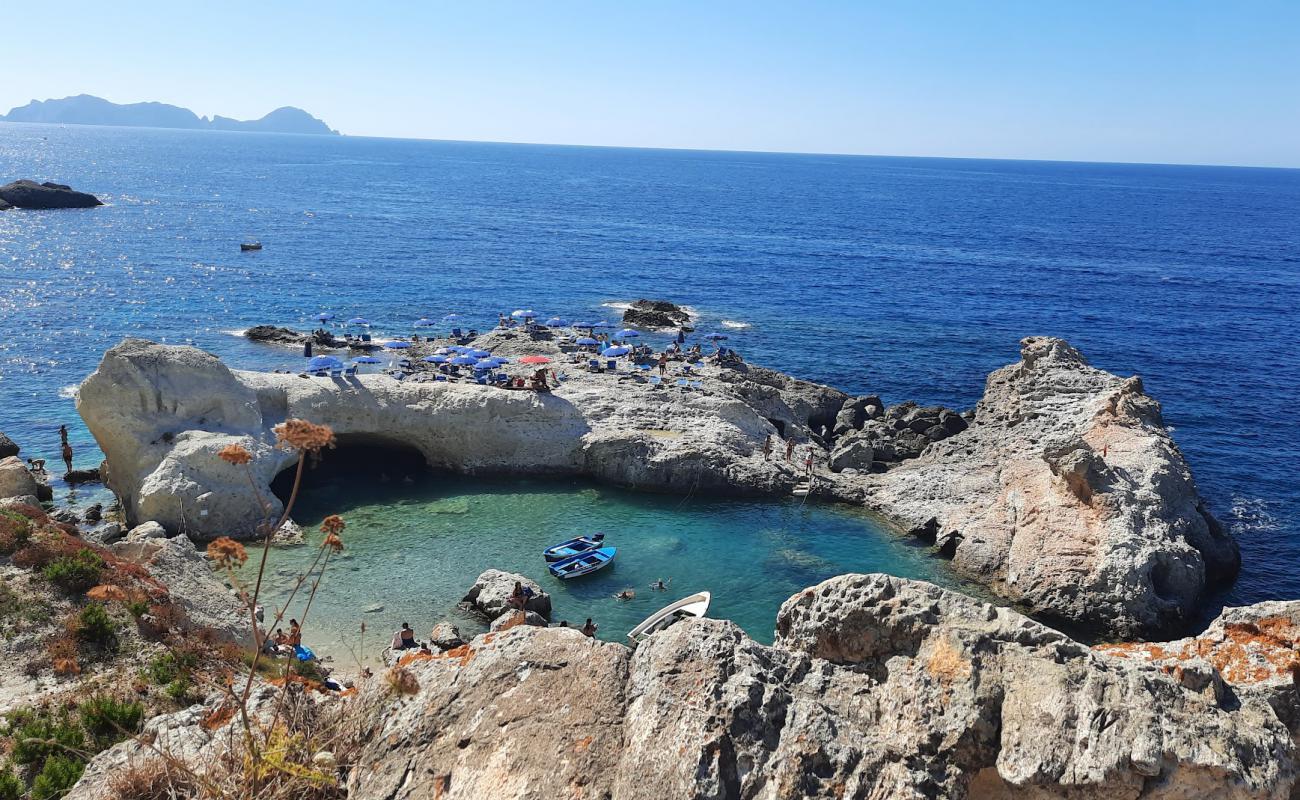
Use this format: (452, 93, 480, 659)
(451, 355, 478, 365)
(384, 341, 412, 350)
(489, 356, 511, 364)
(307, 355, 344, 370)
(615, 329, 640, 339)
(346, 317, 370, 326)
(545, 318, 569, 327)
(602, 346, 630, 357)
(572, 321, 595, 329)
(511, 309, 538, 319)
(575, 337, 599, 346)
(315, 312, 335, 322)
(434, 347, 451, 355)
(424, 354, 448, 363)
(442, 313, 463, 322)
(446, 345, 470, 353)
(519, 355, 551, 364)
(413, 318, 436, 327)
(467, 348, 491, 358)
(352, 356, 382, 364)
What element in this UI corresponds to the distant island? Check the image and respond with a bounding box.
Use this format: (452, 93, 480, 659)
(0, 94, 338, 135)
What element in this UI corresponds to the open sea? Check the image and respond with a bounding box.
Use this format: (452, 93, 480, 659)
(1, 123, 1297, 653)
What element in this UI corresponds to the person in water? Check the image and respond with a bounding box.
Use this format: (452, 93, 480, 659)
(59, 425, 73, 474)
(614, 588, 635, 601)
(650, 578, 671, 591)
(580, 618, 598, 638)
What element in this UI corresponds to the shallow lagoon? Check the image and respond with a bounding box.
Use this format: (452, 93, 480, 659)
(239, 467, 970, 663)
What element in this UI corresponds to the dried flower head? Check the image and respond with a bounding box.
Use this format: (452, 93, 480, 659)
(86, 584, 129, 602)
(320, 515, 346, 536)
(53, 657, 81, 676)
(207, 536, 248, 568)
(274, 419, 336, 453)
(218, 444, 254, 466)
(324, 533, 344, 553)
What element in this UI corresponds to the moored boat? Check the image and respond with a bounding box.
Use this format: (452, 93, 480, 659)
(241, 241, 263, 251)
(542, 532, 606, 562)
(548, 546, 616, 580)
(627, 591, 711, 643)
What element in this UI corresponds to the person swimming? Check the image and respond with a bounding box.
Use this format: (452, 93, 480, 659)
(650, 578, 671, 591)
(614, 588, 635, 601)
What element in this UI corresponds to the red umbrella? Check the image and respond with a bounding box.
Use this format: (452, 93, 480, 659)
(519, 355, 552, 364)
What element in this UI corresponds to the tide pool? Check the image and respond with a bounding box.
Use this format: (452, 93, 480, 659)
(237, 468, 969, 664)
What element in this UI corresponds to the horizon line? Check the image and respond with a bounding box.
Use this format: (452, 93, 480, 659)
(3, 118, 1298, 172)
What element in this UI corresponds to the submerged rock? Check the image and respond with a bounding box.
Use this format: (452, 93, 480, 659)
(621, 298, 692, 329)
(0, 179, 102, 209)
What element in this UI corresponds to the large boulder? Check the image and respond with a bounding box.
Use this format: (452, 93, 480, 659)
(0, 456, 40, 500)
(0, 432, 18, 459)
(336, 574, 1297, 800)
(0, 179, 102, 209)
(462, 569, 552, 620)
(621, 298, 692, 329)
(860, 337, 1239, 639)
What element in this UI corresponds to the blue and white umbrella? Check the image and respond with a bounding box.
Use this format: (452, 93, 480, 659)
(615, 329, 640, 339)
(315, 312, 335, 322)
(489, 356, 511, 364)
(511, 309, 538, 319)
(545, 317, 569, 327)
(572, 321, 596, 329)
(442, 313, 463, 322)
(307, 355, 344, 370)
(447, 345, 471, 353)
(384, 340, 412, 350)
(602, 346, 631, 357)
(575, 336, 599, 346)
(352, 356, 382, 364)
(346, 317, 371, 326)
(450, 355, 478, 365)
(434, 347, 452, 355)
(467, 348, 491, 358)
(424, 355, 448, 363)
(413, 318, 436, 327)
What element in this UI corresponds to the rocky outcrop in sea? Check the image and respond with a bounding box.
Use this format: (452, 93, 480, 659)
(74, 334, 1232, 638)
(621, 298, 692, 329)
(0, 179, 102, 209)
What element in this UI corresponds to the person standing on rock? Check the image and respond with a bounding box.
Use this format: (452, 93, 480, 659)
(785, 439, 795, 462)
(762, 435, 773, 461)
(657, 353, 668, 376)
(59, 425, 73, 474)
(804, 448, 815, 479)
(580, 618, 598, 637)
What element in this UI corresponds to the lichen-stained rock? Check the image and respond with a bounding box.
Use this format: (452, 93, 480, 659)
(339, 575, 1296, 800)
(860, 336, 1239, 638)
(111, 535, 250, 646)
(347, 627, 630, 800)
(462, 569, 552, 620)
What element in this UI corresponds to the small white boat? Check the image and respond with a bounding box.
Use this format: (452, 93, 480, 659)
(627, 591, 711, 644)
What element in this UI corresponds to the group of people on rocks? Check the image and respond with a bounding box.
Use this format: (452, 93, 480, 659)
(761, 434, 817, 477)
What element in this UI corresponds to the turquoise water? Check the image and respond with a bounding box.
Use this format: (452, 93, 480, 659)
(239, 468, 963, 661)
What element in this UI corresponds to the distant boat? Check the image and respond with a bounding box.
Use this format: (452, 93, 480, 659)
(241, 242, 262, 251)
(542, 532, 606, 562)
(547, 546, 616, 580)
(627, 591, 711, 644)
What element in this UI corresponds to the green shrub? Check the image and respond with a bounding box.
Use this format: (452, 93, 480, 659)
(126, 599, 149, 618)
(9, 711, 85, 766)
(79, 695, 143, 746)
(75, 602, 117, 648)
(41, 549, 104, 593)
(164, 676, 195, 704)
(31, 754, 85, 800)
(0, 769, 23, 800)
(0, 510, 32, 556)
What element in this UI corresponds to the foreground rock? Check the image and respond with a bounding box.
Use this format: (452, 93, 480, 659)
(0, 432, 18, 459)
(110, 535, 250, 646)
(858, 337, 1238, 638)
(341, 574, 1295, 799)
(0, 179, 102, 209)
(77, 335, 1234, 638)
(621, 298, 692, 329)
(0, 455, 40, 500)
(462, 569, 552, 620)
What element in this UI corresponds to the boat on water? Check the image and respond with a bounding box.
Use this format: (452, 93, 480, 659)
(542, 532, 606, 562)
(548, 546, 616, 580)
(241, 242, 263, 251)
(627, 591, 711, 644)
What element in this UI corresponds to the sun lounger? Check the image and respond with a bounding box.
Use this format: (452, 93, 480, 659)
(435, 374, 448, 381)
(587, 359, 601, 372)
(607, 360, 618, 371)
(451, 327, 463, 338)
(649, 375, 662, 387)
(329, 368, 343, 378)
(691, 380, 703, 390)
(361, 333, 372, 343)
(676, 379, 690, 388)
(343, 366, 358, 376)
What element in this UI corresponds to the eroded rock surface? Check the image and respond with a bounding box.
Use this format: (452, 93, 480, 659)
(0, 179, 102, 209)
(342, 574, 1296, 800)
(858, 336, 1238, 638)
(621, 298, 692, 329)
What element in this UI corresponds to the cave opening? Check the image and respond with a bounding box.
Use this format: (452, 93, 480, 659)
(270, 433, 431, 505)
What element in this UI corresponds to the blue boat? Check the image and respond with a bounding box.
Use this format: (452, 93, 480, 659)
(548, 547, 616, 580)
(542, 532, 606, 562)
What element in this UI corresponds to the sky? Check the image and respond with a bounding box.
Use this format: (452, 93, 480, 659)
(3, 1, 1298, 167)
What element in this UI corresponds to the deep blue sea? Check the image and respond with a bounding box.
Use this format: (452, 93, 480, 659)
(1, 123, 1297, 648)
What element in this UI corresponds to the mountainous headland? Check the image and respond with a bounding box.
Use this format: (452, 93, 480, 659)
(0, 94, 338, 135)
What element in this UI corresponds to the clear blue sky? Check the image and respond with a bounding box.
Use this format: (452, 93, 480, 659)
(5, 1, 1298, 166)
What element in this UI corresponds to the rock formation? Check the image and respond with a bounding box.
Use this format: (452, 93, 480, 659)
(622, 298, 692, 329)
(0, 432, 18, 459)
(77, 335, 1234, 638)
(336, 574, 1296, 799)
(0, 179, 102, 209)
(858, 336, 1238, 638)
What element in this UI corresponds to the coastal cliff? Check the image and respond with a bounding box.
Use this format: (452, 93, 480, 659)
(76, 334, 1233, 638)
(65, 575, 1300, 799)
